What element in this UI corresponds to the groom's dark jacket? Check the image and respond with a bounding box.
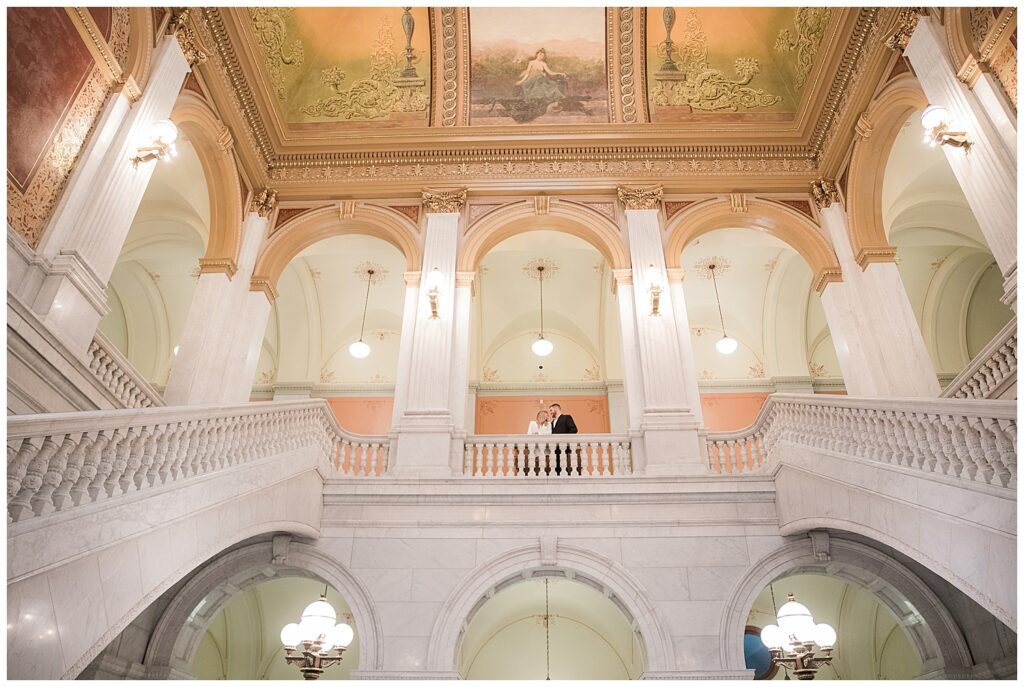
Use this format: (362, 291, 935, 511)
(551, 413, 578, 434)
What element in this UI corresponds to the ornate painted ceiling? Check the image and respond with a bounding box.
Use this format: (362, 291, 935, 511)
(186, 7, 912, 196)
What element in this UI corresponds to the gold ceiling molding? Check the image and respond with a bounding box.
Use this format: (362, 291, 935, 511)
(617, 185, 663, 210)
(883, 7, 921, 53)
(422, 189, 466, 214)
(812, 267, 843, 293)
(189, 7, 892, 193)
(608, 7, 644, 124)
(250, 276, 279, 302)
(68, 8, 140, 102)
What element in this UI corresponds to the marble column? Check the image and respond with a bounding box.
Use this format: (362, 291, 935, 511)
(817, 200, 941, 397)
(613, 273, 645, 433)
(617, 187, 704, 475)
(666, 268, 704, 425)
(392, 190, 465, 477)
(390, 272, 422, 427)
(449, 272, 475, 432)
(905, 16, 1017, 305)
(19, 36, 191, 357)
(163, 207, 272, 406)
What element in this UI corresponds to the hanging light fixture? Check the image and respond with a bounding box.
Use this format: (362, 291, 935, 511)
(708, 262, 737, 355)
(760, 592, 836, 680)
(131, 119, 178, 166)
(532, 265, 554, 357)
(280, 585, 354, 680)
(348, 268, 374, 359)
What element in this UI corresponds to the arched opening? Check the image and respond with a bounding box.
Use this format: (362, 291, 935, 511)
(253, 233, 408, 435)
(469, 229, 626, 434)
(745, 573, 924, 679)
(456, 573, 645, 680)
(191, 576, 360, 680)
(678, 225, 842, 431)
(882, 108, 1013, 383)
(96, 136, 209, 386)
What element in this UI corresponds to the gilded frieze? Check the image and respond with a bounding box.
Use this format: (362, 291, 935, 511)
(775, 8, 831, 88)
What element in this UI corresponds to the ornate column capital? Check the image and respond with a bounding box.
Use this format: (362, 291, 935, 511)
(810, 179, 841, 209)
(884, 7, 922, 53)
(611, 268, 633, 286)
(666, 267, 686, 284)
(403, 271, 422, 287)
(250, 188, 277, 218)
(617, 185, 663, 210)
(455, 271, 476, 289)
(422, 189, 467, 213)
(168, 8, 208, 67)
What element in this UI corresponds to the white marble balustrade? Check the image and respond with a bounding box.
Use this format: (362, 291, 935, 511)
(942, 317, 1017, 400)
(6, 399, 389, 523)
(87, 333, 164, 409)
(463, 434, 632, 477)
(706, 394, 1017, 488)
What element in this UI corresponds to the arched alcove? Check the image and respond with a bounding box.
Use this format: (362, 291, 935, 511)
(457, 574, 644, 680)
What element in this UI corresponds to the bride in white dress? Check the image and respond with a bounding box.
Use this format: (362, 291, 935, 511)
(527, 410, 552, 435)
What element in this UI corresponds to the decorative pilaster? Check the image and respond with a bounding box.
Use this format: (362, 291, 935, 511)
(905, 17, 1016, 306)
(164, 211, 270, 405)
(617, 187, 704, 475)
(21, 36, 191, 357)
(390, 271, 421, 427)
(817, 203, 940, 397)
(392, 193, 464, 476)
(666, 268, 703, 425)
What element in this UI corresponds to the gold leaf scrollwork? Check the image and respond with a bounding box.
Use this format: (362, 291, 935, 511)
(617, 185, 663, 210)
(652, 9, 783, 111)
(250, 7, 304, 100)
(775, 8, 831, 88)
(422, 189, 466, 213)
(169, 8, 208, 67)
(884, 8, 921, 53)
(300, 16, 427, 120)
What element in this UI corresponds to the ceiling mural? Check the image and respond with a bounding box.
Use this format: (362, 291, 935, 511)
(469, 7, 609, 125)
(646, 7, 831, 120)
(249, 7, 431, 126)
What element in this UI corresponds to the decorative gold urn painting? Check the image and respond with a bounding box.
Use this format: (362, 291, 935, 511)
(646, 7, 831, 122)
(469, 8, 609, 126)
(249, 7, 431, 127)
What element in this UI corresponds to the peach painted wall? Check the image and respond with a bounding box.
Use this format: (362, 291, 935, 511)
(475, 396, 610, 435)
(327, 397, 394, 435)
(699, 393, 769, 432)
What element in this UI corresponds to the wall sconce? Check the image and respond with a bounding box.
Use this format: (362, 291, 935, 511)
(132, 119, 179, 166)
(644, 264, 664, 316)
(921, 105, 971, 151)
(425, 268, 442, 319)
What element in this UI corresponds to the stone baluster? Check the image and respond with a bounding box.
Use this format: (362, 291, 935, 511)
(8, 438, 39, 509)
(31, 434, 75, 516)
(62, 434, 96, 508)
(10, 436, 59, 522)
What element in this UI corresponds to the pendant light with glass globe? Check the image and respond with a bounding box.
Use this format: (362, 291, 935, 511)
(348, 268, 375, 359)
(279, 584, 355, 680)
(532, 264, 554, 357)
(759, 591, 836, 680)
(707, 262, 737, 355)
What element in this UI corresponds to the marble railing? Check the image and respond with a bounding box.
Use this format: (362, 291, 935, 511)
(6, 400, 389, 523)
(463, 434, 632, 477)
(87, 333, 163, 409)
(942, 317, 1017, 400)
(706, 394, 1016, 487)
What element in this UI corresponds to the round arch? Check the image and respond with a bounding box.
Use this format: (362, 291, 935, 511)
(144, 539, 383, 678)
(459, 199, 629, 272)
(170, 91, 243, 266)
(125, 8, 155, 92)
(720, 535, 972, 678)
(426, 542, 674, 675)
(253, 204, 422, 291)
(845, 76, 929, 261)
(664, 198, 841, 291)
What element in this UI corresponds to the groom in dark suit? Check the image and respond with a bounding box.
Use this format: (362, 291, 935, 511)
(549, 403, 578, 475)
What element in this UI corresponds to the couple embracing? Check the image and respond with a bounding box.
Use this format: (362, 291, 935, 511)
(527, 403, 578, 435)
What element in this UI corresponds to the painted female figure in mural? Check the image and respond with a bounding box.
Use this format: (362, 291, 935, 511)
(515, 49, 567, 102)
